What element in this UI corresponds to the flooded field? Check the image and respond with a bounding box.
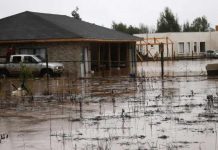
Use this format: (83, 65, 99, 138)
(1, 60, 218, 150)
(137, 59, 218, 77)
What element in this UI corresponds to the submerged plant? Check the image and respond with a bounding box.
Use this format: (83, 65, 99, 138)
(19, 63, 33, 94)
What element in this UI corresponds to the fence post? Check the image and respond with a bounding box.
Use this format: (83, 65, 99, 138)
(159, 43, 164, 79)
(45, 48, 49, 94)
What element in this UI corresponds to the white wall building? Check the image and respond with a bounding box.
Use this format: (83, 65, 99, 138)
(135, 32, 218, 59)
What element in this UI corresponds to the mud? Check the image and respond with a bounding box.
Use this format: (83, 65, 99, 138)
(0, 60, 218, 150)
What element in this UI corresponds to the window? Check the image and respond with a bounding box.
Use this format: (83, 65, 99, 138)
(12, 56, 21, 63)
(19, 48, 46, 59)
(23, 56, 37, 63)
(187, 42, 191, 53)
(194, 42, 197, 53)
(200, 42, 205, 52)
(178, 42, 184, 53)
(35, 49, 46, 59)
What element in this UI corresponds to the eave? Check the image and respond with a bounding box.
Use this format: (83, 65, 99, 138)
(0, 38, 140, 44)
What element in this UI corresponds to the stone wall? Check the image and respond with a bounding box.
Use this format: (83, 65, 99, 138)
(46, 42, 89, 77)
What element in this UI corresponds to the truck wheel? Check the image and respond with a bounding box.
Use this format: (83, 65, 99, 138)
(40, 69, 53, 77)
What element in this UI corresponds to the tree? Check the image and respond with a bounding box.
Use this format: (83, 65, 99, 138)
(112, 22, 152, 35)
(182, 16, 210, 32)
(139, 23, 149, 33)
(156, 7, 181, 32)
(71, 6, 82, 20)
(191, 16, 209, 32)
(112, 22, 128, 33)
(128, 25, 140, 35)
(183, 21, 192, 32)
(112, 22, 155, 35)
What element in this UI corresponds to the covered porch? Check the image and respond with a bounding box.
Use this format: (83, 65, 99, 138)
(88, 42, 137, 76)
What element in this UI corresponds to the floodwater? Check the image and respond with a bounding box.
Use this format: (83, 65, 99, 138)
(137, 59, 218, 77)
(1, 59, 218, 150)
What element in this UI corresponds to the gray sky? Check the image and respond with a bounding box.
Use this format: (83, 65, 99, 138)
(1, 0, 217, 29)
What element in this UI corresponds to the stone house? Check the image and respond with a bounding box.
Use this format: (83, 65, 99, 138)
(0, 11, 140, 77)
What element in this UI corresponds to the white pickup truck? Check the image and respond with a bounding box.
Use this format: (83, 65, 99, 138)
(0, 54, 64, 77)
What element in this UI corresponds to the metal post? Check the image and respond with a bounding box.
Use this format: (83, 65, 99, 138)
(160, 43, 164, 79)
(166, 37, 169, 58)
(45, 49, 49, 94)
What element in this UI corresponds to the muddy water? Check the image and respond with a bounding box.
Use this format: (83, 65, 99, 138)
(0, 60, 218, 150)
(137, 59, 218, 77)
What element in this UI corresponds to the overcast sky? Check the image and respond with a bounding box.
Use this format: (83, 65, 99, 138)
(1, 0, 217, 29)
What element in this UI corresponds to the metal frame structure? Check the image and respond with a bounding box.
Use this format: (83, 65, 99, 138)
(137, 37, 174, 60)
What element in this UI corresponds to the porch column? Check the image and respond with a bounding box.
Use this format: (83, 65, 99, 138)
(98, 44, 101, 71)
(171, 43, 174, 60)
(126, 43, 129, 68)
(166, 37, 169, 58)
(108, 43, 111, 70)
(129, 43, 137, 75)
(118, 43, 121, 68)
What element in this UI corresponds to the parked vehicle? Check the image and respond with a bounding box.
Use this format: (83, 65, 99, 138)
(213, 50, 218, 58)
(0, 55, 64, 77)
(205, 50, 218, 58)
(205, 50, 214, 58)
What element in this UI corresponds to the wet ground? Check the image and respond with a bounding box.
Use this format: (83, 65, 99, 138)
(1, 59, 218, 150)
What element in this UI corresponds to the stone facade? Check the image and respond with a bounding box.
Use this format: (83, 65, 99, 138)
(46, 42, 89, 77)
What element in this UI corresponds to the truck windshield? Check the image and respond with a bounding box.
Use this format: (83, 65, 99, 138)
(36, 55, 45, 62)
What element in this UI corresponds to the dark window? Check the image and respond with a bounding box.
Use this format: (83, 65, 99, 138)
(178, 42, 184, 53)
(200, 42, 205, 52)
(194, 42, 197, 53)
(19, 48, 46, 59)
(23, 56, 37, 63)
(187, 42, 191, 53)
(12, 56, 21, 63)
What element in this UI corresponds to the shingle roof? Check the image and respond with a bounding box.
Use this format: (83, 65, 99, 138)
(0, 11, 140, 42)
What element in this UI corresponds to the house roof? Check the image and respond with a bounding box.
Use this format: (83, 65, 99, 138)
(0, 11, 140, 43)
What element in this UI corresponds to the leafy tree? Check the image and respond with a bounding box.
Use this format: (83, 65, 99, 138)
(183, 21, 192, 32)
(112, 22, 152, 35)
(190, 16, 209, 32)
(71, 6, 82, 20)
(112, 22, 128, 33)
(182, 16, 210, 32)
(156, 7, 181, 32)
(128, 25, 140, 34)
